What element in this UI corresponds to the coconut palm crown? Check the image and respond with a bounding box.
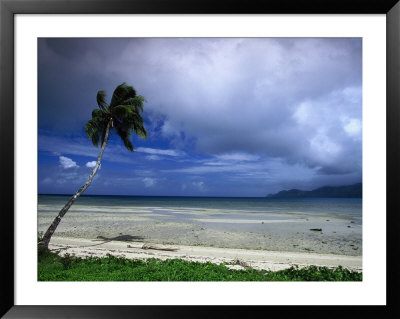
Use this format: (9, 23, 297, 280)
(85, 82, 147, 151)
(38, 83, 146, 250)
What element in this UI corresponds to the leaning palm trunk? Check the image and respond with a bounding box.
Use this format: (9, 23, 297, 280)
(38, 121, 111, 250)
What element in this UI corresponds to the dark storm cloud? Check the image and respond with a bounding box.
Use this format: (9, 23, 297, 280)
(39, 38, 362, 184)
(43, 38, 132, 60)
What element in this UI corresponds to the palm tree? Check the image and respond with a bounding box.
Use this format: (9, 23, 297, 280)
(38, 83, 147, 249)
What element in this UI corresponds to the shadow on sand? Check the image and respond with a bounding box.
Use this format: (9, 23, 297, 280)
(95, 234, 146, 242)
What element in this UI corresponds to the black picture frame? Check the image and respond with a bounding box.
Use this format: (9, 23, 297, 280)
(1, 0, 399, 317)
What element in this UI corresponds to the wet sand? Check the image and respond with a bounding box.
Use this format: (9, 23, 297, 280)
(38, 204, 362, 257)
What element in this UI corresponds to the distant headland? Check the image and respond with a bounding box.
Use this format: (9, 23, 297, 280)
(266, 183, 362, 198)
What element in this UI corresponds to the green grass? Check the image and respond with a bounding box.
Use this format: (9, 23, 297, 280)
(38, 249, 362, 281)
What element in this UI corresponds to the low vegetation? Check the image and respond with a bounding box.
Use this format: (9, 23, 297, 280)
(38, 250, 362, 281)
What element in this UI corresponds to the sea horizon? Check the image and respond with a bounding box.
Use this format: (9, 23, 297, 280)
(38, 193, 363, 199)
(39, 193, 269, 198)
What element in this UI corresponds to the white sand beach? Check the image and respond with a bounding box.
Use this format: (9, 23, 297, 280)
(39, 195, 362, 272)
(39, 207, 362, 256)
(48, 236, 362, 272)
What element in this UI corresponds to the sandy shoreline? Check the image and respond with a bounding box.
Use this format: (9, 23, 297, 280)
(48, 236, 362, 272)
(39, 196, 362, 263)
(38, 209, 362, 256)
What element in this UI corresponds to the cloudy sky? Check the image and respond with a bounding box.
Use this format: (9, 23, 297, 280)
(38, 38, 362, 197)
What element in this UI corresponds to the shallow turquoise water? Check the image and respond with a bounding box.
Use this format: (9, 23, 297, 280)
(38, 194, 362, 223)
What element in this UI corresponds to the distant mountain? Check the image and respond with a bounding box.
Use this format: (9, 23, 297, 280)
(266, 183, 362, 198)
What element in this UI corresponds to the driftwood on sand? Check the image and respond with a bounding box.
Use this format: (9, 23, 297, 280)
(142, 244, 179, 251)
(126, 244, 179, 252)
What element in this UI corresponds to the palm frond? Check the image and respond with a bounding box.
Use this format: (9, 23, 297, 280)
(85, 113, 109, 147)
(85, 119, 98, 138)
(90, 131, 100, 147)
(116, 115, 146, 135)
(111, 105, 135, 119)
(96, 90, 108, 110)
(122, 137, 134, 152)
(110, 83, 137, 108)
(115, 116, 147, 143)
(85, 119, 100, 147)
(115, 125, 134, 152)
(134, 123, 147, 138)
(123, 96, 146, 112)
(92, 108, 107, 120)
